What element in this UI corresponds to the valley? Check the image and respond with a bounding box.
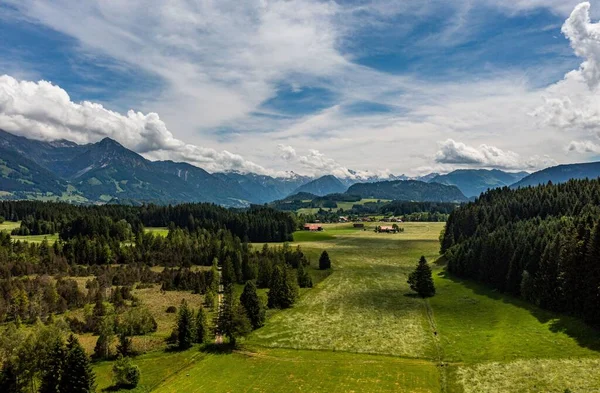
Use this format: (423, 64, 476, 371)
(52, 222, 599, 393)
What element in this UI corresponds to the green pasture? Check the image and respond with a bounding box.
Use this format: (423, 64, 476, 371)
(84, 221, 600, 392)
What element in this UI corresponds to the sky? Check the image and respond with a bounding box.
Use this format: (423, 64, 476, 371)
(1, 1, 600, 178)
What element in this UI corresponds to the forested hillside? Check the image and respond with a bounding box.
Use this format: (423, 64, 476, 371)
(347, 180, 468, 202)
(441, 179, 600, 325)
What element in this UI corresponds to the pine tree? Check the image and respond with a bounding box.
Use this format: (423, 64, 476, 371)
(297, 262, 313, 288)
(319, 251, 331, 270)
(194, 306, 209, 344)
(229, 303, 252, 346)
(116, 334, 133, 357)
(93, 317, 115, 360)
(407, 256, 436, 298)
(39, 337, 66, 393)
(268, 265, 299, 309)
(60, 335, 96, 393)
(176, 299, 194, 350)
(240, 281, 265, 329)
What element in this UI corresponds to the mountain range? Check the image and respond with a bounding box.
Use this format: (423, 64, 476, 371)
(428, 169, 529, 198)
(2, 129, 600, 206)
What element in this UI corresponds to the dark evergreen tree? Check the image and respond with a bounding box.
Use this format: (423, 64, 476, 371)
(39, 337, 66, 393)
(60, 335, 96, 393)
(268, 265, 299, 309)
(240, 281, 265, 329)
(194, 306, 209, 344)
(297, 262, 313, 288)
(407, 256, 435, 298)
(116, 333, 133, 357)
(319, 251, 331, 270)
(176, 299, 194, 350)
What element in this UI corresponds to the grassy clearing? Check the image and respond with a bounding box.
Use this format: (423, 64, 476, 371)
(249, 223, 443, 359)
(0, 221, 20, 232)
(12, 233, 59, 243)
(152, 347, 440, 393)
(145, 227, 169, 237)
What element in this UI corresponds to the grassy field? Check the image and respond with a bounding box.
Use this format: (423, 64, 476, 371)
(3, 225, 169, 244)
(0, 221, 20, 232)
(87, 222, 600, 392)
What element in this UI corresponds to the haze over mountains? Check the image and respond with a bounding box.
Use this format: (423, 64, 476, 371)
(2, 129, 600, 206)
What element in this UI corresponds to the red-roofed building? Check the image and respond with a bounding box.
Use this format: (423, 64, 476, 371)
(303, 224, 323, 232)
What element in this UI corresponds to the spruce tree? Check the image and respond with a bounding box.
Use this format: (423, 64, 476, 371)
(268, 265, 299, 309)
(39, 337, 66, 393)
(60, 335, 96, 393)
(116, 334, 133, 357)
(240, 281, 265, 329)
(176, 299, 194, 350)
(319, 251, 331, 270)
(297, 262, 313, 288)
(194, 306, 209, 344)
(407, 256, 436, 298)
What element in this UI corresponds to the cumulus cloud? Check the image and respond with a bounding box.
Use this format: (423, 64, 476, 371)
(532, 2, 600, 153)
(277, 144, 297, 161)
(562, 2, 600, 90)
(568, 139, 600, 153)
(0, 75, 270, 174)
(435, 139, 555, 169)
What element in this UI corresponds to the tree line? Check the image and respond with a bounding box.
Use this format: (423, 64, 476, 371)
(0, 201, 297, 243)
(441, 179, 600, 325)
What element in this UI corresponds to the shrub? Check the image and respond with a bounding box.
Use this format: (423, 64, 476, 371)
(166, 306, 177, 313)
(112, 356, 140, 388)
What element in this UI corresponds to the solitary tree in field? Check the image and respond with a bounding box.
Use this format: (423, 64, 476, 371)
(407, 256, 436, 298)
(60, 335, 96, 393)
(319, 251, 331, 270)
(240, 281, 265, 329)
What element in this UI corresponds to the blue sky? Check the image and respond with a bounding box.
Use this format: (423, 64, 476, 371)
(1, 1, 600, 177)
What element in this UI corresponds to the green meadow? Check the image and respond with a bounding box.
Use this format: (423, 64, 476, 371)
(87, 222, 600, 392)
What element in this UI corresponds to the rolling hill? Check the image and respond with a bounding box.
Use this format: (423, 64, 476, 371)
(429, 169, 528, 197)
(511, 161, 600, 189)
(346, 180, 468, 202)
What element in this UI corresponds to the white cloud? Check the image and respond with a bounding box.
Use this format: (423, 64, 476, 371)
(277, 144, 297, 161)
(0, 75, 270, 174)
(562, 2, 600, 89)
(532, 2, 600, 152)
(435, 139, 556, 169)
(568, 139, 600, 153)
(4, 0, 599, 177)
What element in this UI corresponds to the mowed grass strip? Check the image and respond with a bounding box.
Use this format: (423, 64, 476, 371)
(153, 348, 441, 393)
(248, 223, 444, 359)
(455, 358, 600, 393)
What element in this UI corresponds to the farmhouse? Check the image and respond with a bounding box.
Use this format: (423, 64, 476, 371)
(339, 216, 349, 223)
(303, 224, 323, 232)
(376, 226, 398, 233)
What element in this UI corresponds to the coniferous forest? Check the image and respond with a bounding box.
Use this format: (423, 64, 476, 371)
(441, 178, 600, 325)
